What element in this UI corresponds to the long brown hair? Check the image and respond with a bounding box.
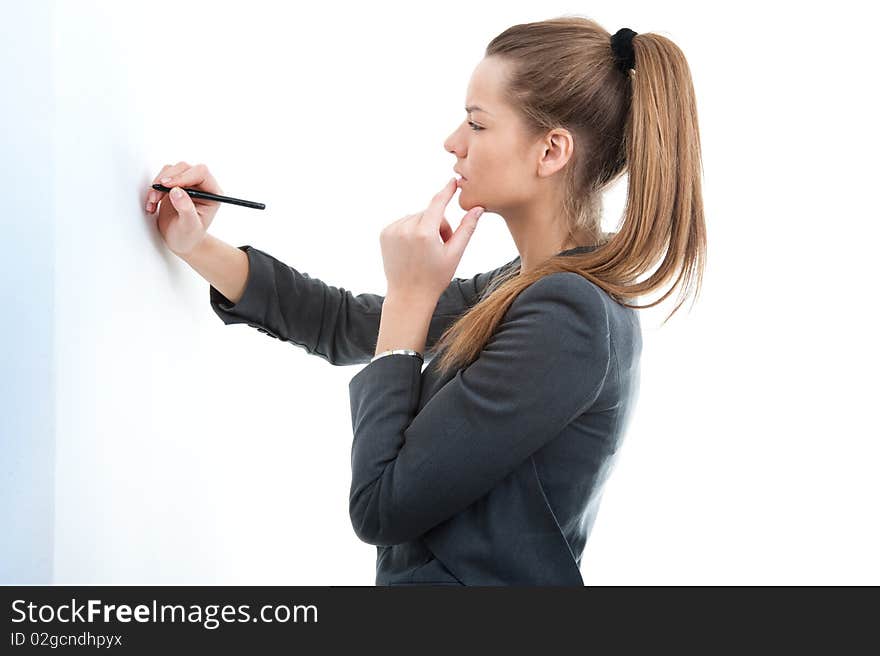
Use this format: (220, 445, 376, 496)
(430, 15, 706, 377)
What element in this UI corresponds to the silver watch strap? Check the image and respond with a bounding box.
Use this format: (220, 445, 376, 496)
(371, 348, 425, 363)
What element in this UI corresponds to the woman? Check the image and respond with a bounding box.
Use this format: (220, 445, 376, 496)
(145, 16, 705, 585)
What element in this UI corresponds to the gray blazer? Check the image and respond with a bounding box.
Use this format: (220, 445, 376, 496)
(210, 244, 642, 585)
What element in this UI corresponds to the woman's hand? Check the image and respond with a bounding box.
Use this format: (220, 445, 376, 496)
(146, 161, 225, 256)
(379, 177, 485, 303)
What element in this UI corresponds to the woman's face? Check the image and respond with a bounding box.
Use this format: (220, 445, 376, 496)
(444, 56, 544, 216)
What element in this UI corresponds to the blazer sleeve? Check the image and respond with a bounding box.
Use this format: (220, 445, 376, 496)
(347, 272, 612, 547)
(209, 245, 520, 366)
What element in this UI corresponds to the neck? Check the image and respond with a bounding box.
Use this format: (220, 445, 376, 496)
(500, 195, 597, 274)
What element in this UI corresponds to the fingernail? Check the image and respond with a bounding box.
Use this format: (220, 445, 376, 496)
(161, 177, 172, 184)
(172, 188, 182, 198)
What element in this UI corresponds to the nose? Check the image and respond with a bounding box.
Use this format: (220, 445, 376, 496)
(443, 135, 455, 155)
(443, 124, 465, 157)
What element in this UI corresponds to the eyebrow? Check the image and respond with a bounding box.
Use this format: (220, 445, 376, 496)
(465, 105, 491, 116)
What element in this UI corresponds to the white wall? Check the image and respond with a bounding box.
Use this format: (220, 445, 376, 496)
(2, 0, 878, 585)
(0, 2, 55, 584)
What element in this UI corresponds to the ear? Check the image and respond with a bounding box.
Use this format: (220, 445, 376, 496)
(537, 128, 574, 177)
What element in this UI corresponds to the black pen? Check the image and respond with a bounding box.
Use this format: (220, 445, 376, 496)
(151, 184, 266, 210)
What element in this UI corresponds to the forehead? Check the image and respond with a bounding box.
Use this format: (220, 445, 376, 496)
(465, 57, 509, 117)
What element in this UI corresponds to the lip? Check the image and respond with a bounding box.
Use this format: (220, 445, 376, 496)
(454, 169, 467, 180)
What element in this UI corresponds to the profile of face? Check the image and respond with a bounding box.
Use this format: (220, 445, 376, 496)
(444, 56, 568, 217)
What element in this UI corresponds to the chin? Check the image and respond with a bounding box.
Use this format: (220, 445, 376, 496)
(458, 192, 482, 212)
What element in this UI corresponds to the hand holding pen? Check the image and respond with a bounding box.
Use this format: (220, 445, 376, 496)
(145, 162, 265, 256)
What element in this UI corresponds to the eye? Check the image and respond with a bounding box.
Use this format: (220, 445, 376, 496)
(468, 121, 484, 132)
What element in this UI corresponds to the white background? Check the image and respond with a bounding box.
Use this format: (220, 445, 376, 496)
(2, 0, 878, 584)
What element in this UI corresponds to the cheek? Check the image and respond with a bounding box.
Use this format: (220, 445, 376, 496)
(465, 138, 533, 200)
(475, 145, 519, 186)
(491, 156, 533, 200)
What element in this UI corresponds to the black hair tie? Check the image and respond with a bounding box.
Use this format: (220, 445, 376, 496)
(610, 28, 638, 73)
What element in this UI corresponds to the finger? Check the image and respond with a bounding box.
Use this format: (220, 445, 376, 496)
(159, 163, 223, 197)
(421, 177, 458, 227)
(153, 161, 190, 190)
(167, 185, 198, 222)
(385, 213, 418, 233)
(445, 206, 485, 259)
(147, 161, 190, 210)
(146, 163, 175, 212)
